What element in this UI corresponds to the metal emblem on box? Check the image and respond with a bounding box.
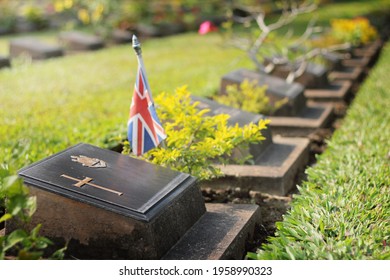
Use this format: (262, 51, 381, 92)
(71, 155, 107, 168)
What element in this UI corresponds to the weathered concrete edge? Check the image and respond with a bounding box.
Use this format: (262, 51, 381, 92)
(269, 103, 333, 128)
(162, 203, 261, 260)
(304, 80, 352, 100)
(329, 66, 363, 81)
(200, 136, 310, 195)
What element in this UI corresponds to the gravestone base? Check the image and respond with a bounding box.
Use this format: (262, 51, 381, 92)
(9, 38, 64, 60)
(163, 203, 261, 260)
(200, 136, 309, 196)
(268, 103, 334, 137)
(59, 32, 104, 51)
(329, 66, 363, 83)
(304, 80, 352, 103)
(353, 39, 382, 59)
(342, 56, 370, 69)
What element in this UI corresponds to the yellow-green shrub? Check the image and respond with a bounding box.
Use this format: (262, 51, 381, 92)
(214, 79, 287, 115)
(122, 86, 270, 180)
(330, 17, 378, 46)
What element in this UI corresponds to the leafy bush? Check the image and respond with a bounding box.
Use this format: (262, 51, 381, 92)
(213, 79, 287, 115)
(122, 86, 270, 180)
(0, 1, 17, 32)
(0, 167, 65, 260)
(330, 17, 378, 46)
(248, 43, 390, 260)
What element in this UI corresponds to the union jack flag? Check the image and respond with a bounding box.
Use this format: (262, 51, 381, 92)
(127, 62, 166, 156)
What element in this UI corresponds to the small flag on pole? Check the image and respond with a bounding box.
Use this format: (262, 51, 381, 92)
(127, 35, 166, 156)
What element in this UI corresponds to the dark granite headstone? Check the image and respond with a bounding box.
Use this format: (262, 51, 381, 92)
(9, 38, 64, 60)
(220, 69, 306, 117)
(9, 143, 205, 259)
(269, 62, 329, 89)
(59, 31, 104, 51)
(0, 55, 11, 68)
(191, 96, 273, 160)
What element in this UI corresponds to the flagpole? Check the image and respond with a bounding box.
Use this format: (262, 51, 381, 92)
(132, 35, 166, 149)
(132, 35, 155, 104)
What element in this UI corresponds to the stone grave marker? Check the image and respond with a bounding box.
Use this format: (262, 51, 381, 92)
(266, 61, 353, 103)
(111, 29, 133, 44)
(322, 52, 344, 71)
(59, 31, 104, 51)
(191, 96, 310, 195)
(9, 38, 64, 60)
(219, 69, 333, 136)
(353, 39, 382, 59)
(220, 69, 306, 117)
(7, 143, 260, 260)
(269, 61, 330, 89)
(0, 55, 11, 69)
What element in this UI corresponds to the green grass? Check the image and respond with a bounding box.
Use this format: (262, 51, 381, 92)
(249, 43, 390, 260)
(267, 0, 390, 37)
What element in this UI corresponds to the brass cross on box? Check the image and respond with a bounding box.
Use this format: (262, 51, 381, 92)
(61, 174, 123, 196)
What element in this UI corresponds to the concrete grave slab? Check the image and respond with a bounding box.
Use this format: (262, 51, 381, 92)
(304, 80, 352, 103)
(268, 103, 334, 137)
(0, 55, 11, 68)
(9, 38, 64, 60)
(342, 56, 370, 68)
(220, 69, 306, 117)
(353, 39, 382, 58)
(59, 31, 104, 51)
(201, 136, 309, 196)
(163, 203, 261, 260)
(329, 66, 364, 83)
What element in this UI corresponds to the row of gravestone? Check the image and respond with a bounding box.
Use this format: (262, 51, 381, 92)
(2, 37, 384, 260)
(0, 30, 133, 68)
